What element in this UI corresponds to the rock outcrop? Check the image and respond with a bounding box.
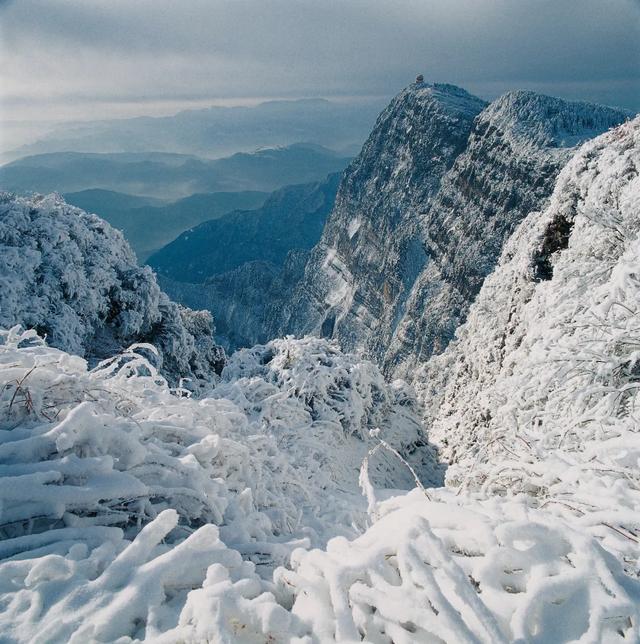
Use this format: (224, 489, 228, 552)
(281, 83, 487, 359)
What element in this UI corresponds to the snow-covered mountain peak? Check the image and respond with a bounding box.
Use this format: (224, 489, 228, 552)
(279, 83, 486, 357)
(277, 84, 629, 379)
(481, 89, 630, 148)
(383, 91, 630, 375)
(337, 81, 486, 205)
(401, 80, 489, 117)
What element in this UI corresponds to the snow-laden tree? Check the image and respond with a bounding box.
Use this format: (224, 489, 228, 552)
(0, 193, 224, 386)
(420, 118, 640, 508)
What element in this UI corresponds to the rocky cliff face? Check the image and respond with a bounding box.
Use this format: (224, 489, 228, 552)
(385, 91, 628, 375)
(280, 83, 487, 358)
(281, 84, 628, 377)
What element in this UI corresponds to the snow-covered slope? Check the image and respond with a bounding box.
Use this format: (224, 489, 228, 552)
(0, 193, 224, 386)
(277, 116, 640, 644)
(386, 91, 628, 375)
(420, 114, 640, 484)
(280, 82, 487, 357)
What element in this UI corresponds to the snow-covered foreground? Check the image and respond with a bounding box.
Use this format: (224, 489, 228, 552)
(0, 329, 439, 642)
(0, 326, 638, 643)
(282, 490, 639, 643)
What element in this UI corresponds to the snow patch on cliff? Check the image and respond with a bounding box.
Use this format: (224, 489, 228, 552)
(347, 217, 361, 239)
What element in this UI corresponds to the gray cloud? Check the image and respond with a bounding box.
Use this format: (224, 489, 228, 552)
(1, 0, 638, 123)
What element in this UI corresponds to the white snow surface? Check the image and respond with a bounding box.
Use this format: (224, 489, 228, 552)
(0, 330, 440, 642)
(1, 121, 640, 643)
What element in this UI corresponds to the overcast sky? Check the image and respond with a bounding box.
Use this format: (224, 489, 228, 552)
(1, 0, 639, 124)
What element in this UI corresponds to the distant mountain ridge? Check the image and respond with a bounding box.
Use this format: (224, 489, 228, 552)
(148, 173, 340, 281)
(64, 188, 268, 261)
(0, 143, 351, 200)
(63, 188, 164, 211)
(3, 97, 387, 161)
(152, 174, 340, 350)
